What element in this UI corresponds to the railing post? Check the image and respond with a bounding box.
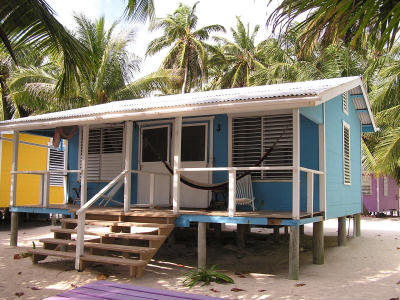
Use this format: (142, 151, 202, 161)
(42, 171, 50, 208)
(173, 116, 182, 214)
(228, 169, 236, 217)
(307, 172, 314, 216)
(124, 121, 133, 212)
(75, 212, 85, 271)
(149, 174, 155, 208)
(39, 174, 44, 207)
(319, 103, 326, 217)
(10, 131, 19, 207)
(292, 109, 300, 219)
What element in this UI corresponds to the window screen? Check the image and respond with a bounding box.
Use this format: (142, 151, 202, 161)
(49, 148, 65, 186)
(232, 114, 293, 180)
(142, 127, 169, 162)
(343, 122, 351, 185)
(181, 125, 206, 162)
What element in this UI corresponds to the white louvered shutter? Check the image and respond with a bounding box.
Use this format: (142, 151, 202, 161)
(49, 148, 65, 186)
(362, 175, 371, 195)
(343, 92, 349, 114)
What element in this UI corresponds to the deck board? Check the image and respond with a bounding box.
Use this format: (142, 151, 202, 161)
(44, 281, 227, 300)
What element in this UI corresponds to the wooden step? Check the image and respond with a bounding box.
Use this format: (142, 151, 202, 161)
(61, 218, 174, 229)
(29, 248, 75, 263)
(51, 228, 167, 241)
(39, 238, 157, 254)
(80, 254, 146, 277)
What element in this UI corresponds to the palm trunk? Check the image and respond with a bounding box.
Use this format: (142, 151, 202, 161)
(181, 53, 189, 94)
(0, 78, 11, 120)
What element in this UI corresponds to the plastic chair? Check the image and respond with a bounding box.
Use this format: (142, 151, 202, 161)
(235, 174, 255, 211)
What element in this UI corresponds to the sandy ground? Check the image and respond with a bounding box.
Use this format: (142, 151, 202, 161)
(0, 216, 399, 300)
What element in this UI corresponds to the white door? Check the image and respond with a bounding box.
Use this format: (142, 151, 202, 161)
(137, 125, 171, 206)
(179, 124, 210, 208)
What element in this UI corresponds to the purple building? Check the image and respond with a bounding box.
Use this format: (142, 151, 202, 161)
(362, 173, 399, 214)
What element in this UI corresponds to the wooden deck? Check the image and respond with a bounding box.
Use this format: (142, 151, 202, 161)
(44, 280, 225, 300)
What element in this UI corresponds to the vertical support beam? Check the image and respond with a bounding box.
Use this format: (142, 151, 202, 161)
(228, 169, 236, 217)
(289, 225, 299, 280)
(80, 126, 89, 206)
(10, 212, 19, 247)
(292, 109, 300, 219)
(338, 216, 346, 246)
(313, 221, 324, 264)
(149, 174, 155, 209)
(10, 131, 19, 207)
(214, 223, 221, 241)
(376, 177, 380, 212)
(63, 140, 69, 204)
(237, 224, 246, 248)
(124, 121, 133, 212)
(273, 226, 280, 241)
(198, 222, 206, 269)
(42, 172, 50, 207)
(307, 172, 314, 216)
(319, 103, 326, 217)
(173, 116, 182, 214)
(354, 213, 361, 237)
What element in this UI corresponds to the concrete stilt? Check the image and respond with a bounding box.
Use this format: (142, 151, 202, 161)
(273, 226, 280, 241)
(338, 216, 346, 246)
(354, 213, 361, 237)
(10, 212, 19, 247)
(198, 222, 206, 269)
(288, 226, 299, 280)
(237, 224, 246, 248)
(312, 221, 324, 264)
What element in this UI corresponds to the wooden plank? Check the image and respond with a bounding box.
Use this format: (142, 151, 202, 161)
(29, 248, 75, 259)
(51, 229, 166, 241)
(81, 254, 146, 267)
(60, 219, 174, 229)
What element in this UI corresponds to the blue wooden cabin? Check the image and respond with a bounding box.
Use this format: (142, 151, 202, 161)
(0, 76, 376, 279)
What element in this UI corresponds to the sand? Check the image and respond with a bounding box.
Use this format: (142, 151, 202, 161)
(0, 216, 399, 300)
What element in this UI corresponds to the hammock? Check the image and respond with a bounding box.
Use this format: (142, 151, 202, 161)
(143, 124, 289, 192)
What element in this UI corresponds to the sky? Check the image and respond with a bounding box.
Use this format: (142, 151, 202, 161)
(47, 0, 278, 76)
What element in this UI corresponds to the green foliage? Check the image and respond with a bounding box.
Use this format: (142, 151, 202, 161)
(183, 265, 234, 287)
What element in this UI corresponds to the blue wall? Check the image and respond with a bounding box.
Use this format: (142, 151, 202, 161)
(325, 95, 362, 219)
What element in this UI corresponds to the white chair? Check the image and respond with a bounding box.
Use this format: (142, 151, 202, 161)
(98, 180, 124, 207)
(235, 174, 255, 211)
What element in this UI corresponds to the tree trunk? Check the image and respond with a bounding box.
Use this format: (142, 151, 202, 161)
(181, 53, 189, 94)
(0, 78, 11, 120)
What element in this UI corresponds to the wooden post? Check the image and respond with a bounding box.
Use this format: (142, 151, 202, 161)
(124, 121, 133, 212)
(273, 226, 280, 241)
(318, 104, 326, 217)
(299, 225, 305, 237)
(75, 212, 85, 270)
(289, 225, 299, 280)
(80, 126, 89, 206)
(338, 216, 346, 246)
(354, 213, 361, 237)
(10, 131, 19, 207)
(10, 212, 19, 247)
(237, 224, 246, 248)
(214, 223, 221, 241)
(284, 226, 289, 236)
(292, 109, 300, 219)
(198, 222, 206, 269)
(312, 221, 324, 264)
(228, 169, 236, 217)
(42, 172, 50, 207)
(149, 174, 155, 208)
(173, 117, 182, 214)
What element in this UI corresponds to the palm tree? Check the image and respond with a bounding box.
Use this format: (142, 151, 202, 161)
(210, 17, 267, 89)
(146, 2, 225, 93)
(267, 0, 400, 55)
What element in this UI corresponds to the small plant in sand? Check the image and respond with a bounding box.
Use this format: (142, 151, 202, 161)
(183, 265, 234, 287)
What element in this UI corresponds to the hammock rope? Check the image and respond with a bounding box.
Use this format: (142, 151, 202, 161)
(144, 124, 289, 192)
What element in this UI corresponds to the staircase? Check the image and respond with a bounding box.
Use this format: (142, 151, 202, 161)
(29, 209, 175, 278)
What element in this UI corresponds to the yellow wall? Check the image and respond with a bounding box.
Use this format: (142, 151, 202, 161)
(0, 133, 65, 207)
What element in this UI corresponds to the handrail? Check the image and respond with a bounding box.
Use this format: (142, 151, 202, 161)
(299, 167, 324, 175)
(12, 170, 81, 174)
(177, 166, 295, 172)
(76, 170, 127, 215)
(130, 169, 171, 177)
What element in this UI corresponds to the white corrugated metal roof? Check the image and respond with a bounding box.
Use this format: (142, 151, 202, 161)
(0, 76, 376, 131)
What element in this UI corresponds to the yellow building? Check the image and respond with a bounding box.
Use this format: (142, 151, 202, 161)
(0, 132, 66, 208)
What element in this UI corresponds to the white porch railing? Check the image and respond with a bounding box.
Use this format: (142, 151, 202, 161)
(11, 170, 81, 207)
(177, 166, 324, 218)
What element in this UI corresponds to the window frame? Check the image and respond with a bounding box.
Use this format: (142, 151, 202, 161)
(139, 124, 171, 164)
(181, 123, 208, 163)
(343, 120, 351, 185)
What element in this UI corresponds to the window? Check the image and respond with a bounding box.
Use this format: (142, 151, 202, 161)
(362, 175, 372, 195)
(343, 92, 349, 115)
(343, 121, 351, 185)
(48, 148, 65, 187)
(232, 114, 293, 180)
(80, 125, 124, 181)
(383, 176, 388, 196)
(141, 126, 169, 162)
(181, 125, 206, 162)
